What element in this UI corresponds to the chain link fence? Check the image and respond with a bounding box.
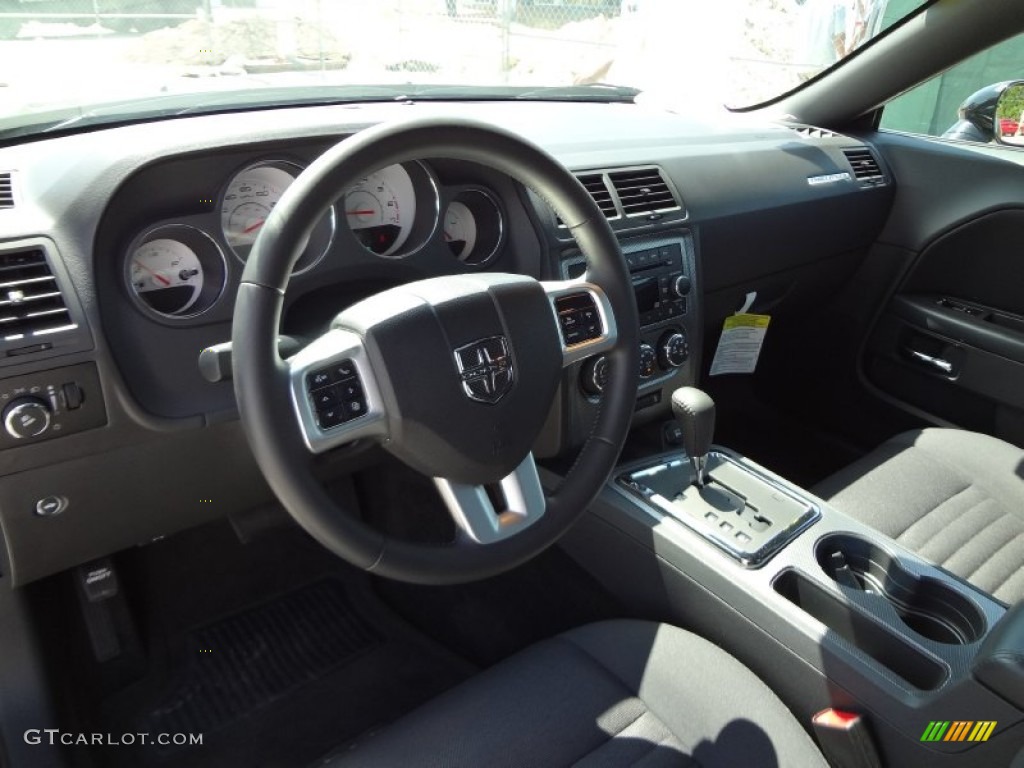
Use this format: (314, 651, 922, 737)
(0, 0, 626, 86)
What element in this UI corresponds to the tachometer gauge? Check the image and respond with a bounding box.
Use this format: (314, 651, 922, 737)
(221, 161, 335, 274)
(443, 201, 477, 261)
(443, 189, 503, 266)
(125, 224, 227, 320)
(343, 164, 417, 257)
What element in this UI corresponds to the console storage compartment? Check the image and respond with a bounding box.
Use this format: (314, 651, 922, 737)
(774, 569, 947, 690)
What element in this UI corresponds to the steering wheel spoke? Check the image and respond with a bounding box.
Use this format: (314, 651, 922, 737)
(543, 278, 618, 367)
(434, 454, 546, 544)
(287, 328, 388, 453)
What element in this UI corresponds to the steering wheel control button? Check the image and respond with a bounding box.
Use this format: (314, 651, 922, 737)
(313, 388, 340, 409)
(454, 336, 514, 404)
(308, 370, 334, 389)
(306, 359, 367, 430)
(317, 406, 346, 429)
(555, 293, 602, 347)
(333, 360, 357, 379)
(35, 495, 68, 517)
(3, 397, 52, 439)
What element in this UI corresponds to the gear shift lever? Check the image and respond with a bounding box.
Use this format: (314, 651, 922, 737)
(671, 387, 716, 488)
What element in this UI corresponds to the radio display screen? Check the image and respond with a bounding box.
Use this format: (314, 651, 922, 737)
(633, 277, 660, 314)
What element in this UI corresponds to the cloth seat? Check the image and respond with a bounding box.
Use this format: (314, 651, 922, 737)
(814, 428, 1024, 604)
(316, 619, 825, 767)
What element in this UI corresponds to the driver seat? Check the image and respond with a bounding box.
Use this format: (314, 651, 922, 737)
(316, 620, 826, 767)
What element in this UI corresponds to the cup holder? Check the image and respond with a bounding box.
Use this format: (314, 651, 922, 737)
(816, 534, 985, 645)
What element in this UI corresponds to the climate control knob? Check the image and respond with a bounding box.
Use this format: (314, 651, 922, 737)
(581, 355, 609, 395)
(659, 330, 690, 368)
(3, 397, 51, 439)
(639, 343, 657, 379)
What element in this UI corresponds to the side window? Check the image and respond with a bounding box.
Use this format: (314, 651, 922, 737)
(880, 32, 1024, 144)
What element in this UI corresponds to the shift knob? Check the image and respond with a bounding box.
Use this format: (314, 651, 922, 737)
(671, 387, 715, 487)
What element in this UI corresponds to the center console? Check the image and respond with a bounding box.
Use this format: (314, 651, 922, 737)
(549, 389, 1024, 766)
(557, 232, 700, 450)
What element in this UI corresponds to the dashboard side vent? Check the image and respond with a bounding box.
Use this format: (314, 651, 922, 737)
(0, 173, 13, 209)
(843, 148, 886, 186)
(607, 168, 681, 217)
(0, 249, 77, 344)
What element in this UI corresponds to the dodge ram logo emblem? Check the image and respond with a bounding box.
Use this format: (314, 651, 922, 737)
(454, 336, 514, 404)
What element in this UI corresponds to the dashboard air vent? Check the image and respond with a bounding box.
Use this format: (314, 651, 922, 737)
(607, 168, 681, 217)
(0, 249, 77, 343)
(793, 125, 838, 139)
(843, 148, 886, 186)
(576, 173, 618, 219)
(0, 173, 12, 209)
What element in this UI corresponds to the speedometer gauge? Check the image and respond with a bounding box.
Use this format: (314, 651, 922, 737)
(343, 164, 417, 257)
(221, 161, 335, 274)
(125, 224, 227, 320)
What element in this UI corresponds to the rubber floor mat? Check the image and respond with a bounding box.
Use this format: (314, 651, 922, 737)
(141, 579, 382, 736)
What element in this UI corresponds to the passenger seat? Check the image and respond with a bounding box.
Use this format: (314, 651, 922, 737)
(813, 428, 1024, 605)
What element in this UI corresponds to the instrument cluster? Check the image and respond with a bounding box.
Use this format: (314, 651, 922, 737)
(124, 158, 507, 321)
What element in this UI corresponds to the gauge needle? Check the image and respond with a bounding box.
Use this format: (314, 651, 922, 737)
(242, 219, 265, 234)
(346, 209, 375, 216)
(133, 260, 171, 287)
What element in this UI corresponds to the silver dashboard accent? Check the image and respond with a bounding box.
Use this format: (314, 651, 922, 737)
(615, 450, 820, 568)
(434, 453, 546, 544)
(287, 328, 388, 453)
(542, 278, 618, 367)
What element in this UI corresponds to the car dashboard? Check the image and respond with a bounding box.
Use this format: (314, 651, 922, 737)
(0, 99, 893, 585)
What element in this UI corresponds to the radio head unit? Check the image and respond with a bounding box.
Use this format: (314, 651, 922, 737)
(564, 241, 690, 329)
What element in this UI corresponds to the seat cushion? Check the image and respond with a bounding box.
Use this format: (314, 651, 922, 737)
(316, 619, 825, 767)
(814, 428, 1024, 604)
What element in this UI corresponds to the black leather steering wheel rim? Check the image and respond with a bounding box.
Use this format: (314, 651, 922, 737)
(232, 116, 639, 584)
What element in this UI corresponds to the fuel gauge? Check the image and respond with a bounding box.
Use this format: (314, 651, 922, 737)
(125, 224, 227, 320)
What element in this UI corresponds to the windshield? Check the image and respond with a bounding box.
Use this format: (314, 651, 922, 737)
(0, 0, 925, 139)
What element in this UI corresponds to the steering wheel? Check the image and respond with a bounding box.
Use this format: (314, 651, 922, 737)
(232, 117, 639, 585)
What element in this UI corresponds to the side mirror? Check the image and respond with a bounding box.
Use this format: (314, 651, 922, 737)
(995, 81, 1024, 146)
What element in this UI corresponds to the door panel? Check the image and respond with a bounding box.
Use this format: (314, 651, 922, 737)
(863, 134, 1024, 445)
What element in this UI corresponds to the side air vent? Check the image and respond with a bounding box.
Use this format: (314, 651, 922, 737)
(843, 148, 886, 186)
(0, 173, 13, 209)
(576, 173, 618, 219)
(0, 249, 77, 344)
(607, 168, 681, 217)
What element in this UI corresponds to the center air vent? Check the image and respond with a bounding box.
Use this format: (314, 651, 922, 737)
(0, 173, 13, 209)
(0, 249, 77, 345)
(607, 168, 681, 217)
(576, 173, 617, 219)
(843, 148, 886, 186)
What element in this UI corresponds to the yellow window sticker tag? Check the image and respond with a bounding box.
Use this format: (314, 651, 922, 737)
(709, 313, 771, 376)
